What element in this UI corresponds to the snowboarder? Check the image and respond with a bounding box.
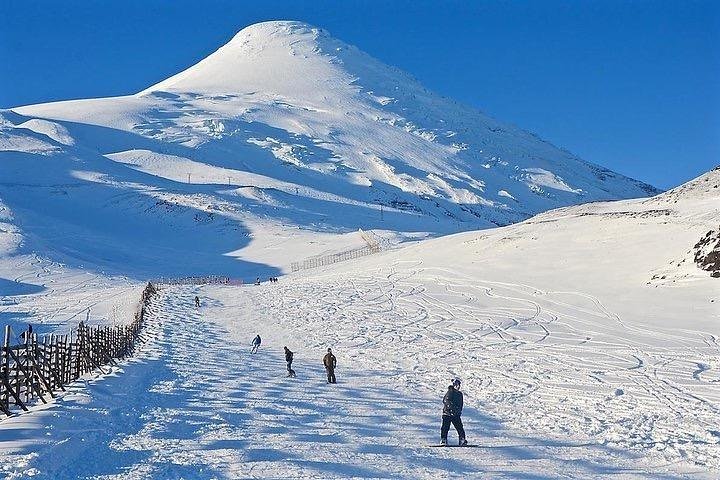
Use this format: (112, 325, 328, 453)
(251, 334, 262, 354)
(194, 296, 200, 308)
(255, 277, 261, 286)
(440, 378, 467, 446)
(284, 346, 296, 377)
(323, 347, 337, 383)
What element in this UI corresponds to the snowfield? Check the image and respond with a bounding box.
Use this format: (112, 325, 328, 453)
(0, 19, 718, 480)
(1, 169, 718, 478)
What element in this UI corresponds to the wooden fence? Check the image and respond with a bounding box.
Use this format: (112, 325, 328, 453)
(290, 244, 381, 273)
(150, 275, 244, 286)
(0, 282, 157, 418)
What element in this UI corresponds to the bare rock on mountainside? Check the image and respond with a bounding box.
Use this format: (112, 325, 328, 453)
(695, 228, 720, 277)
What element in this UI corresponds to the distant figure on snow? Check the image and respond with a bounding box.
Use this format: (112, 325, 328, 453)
(251, 335, 262, 354)
(255, 277, 261, 286)
(323, 348, 337, 384)
(440, 378, 467, 446)
(284, 346, 296, 377)
(194, 296, 200, 308)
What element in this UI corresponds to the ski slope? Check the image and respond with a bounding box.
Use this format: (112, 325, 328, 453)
(0, 18, 717, 480)
(0, 169, 717, 478)
(0, 282, 714, 479)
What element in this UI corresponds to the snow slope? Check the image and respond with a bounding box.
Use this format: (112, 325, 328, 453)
(0, 170, 717, 479)
(0, 279, 713, 479)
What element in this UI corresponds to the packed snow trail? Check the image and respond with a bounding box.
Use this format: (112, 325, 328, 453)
(1, 284, 712, 479)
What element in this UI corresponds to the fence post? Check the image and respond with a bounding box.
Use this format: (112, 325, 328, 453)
(76, 324, 84, 378)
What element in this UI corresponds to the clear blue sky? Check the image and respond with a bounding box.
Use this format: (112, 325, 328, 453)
(1, 0, 718, 189)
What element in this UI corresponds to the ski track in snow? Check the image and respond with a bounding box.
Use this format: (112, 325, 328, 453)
(260, 264, 720, 475)
(0, 282, 716, 479)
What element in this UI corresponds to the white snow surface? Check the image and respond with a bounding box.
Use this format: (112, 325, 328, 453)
(0, 19, 717, 479)
(0, 168, 718, 478)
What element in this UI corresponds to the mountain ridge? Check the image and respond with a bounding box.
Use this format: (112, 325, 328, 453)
(1, 20, 662, 278)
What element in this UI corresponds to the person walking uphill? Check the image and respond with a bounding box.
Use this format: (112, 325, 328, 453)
(284, 346, 296, 377)
(251, 335, 262, 354)
(323, 348, 337, 384)
(441, 378, 467, 446)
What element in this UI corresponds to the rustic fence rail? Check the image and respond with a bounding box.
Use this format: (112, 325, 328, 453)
(0, 282, 156, 418)
(150, 275, 253, 287)
(150, 275, 244, 286)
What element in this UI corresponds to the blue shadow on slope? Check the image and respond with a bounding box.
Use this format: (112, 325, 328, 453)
(0, 143, 281, 281)
(0, 278, 46, 296)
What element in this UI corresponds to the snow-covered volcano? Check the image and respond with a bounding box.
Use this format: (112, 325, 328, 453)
(1, 20, 658, 281)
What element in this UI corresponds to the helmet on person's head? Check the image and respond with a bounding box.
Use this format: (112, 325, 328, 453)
(327, 348, 332, 352)
(452, 377, 461, 387)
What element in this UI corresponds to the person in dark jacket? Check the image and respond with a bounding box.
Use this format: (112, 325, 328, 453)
(194, 296, 200, 308)
(251, 335, 261, 354)
(323, 348, 337, 383)
(284, 346, 296, 377)
(441, 377, 467, 446)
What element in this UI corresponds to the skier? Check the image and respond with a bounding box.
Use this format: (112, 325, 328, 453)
(323, 347, 337, 384)
(284, 346, 296, 377)
(251, 334, 262, 354)
(440, 378, 467, 446)
(194, 296, 200, 308)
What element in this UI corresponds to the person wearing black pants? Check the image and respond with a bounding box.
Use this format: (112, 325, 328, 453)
(284, 346, 296, 377)
(323, 348, 337, 383)
(441, 378, 467, 446)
